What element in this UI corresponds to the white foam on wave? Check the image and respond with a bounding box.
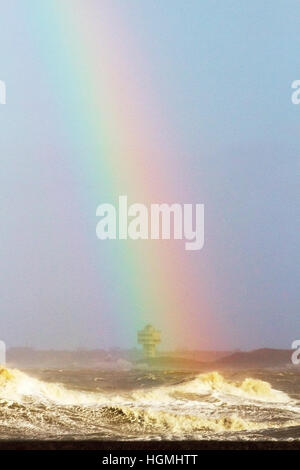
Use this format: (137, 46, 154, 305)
(174, 371, 291, 403)
(0, 368, 104, 405)
(130, 371, 292, 407)
(0, 368, 294, 410)
(0, 368, 299, 438)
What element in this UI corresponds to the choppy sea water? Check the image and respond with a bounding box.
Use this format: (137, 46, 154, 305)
(0, 367, 300, 440)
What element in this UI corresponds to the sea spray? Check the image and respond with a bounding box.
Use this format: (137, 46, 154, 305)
(0, 368, 299, 440)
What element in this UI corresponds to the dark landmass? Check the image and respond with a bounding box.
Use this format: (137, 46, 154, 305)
(143, 348, 293, 370)
(5, 347, 295, 370)
(214, 348, 293, 368)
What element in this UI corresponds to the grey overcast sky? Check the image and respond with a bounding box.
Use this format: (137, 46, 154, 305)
(0, 0, 299, 350)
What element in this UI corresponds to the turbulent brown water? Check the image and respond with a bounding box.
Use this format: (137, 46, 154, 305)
(0, 367, 300, 440)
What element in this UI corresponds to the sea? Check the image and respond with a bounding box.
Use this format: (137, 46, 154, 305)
(0, 367, 300, 441)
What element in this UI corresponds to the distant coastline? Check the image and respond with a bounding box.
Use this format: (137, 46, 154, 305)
(5, 347, 295, 370)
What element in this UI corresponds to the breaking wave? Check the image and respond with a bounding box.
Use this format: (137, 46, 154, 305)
(0, 368, 292, 405)
(174, 371, 290, 402)
(0, 368, 292, 406)
(0, 368, 299, 439)
(0, 368, 103, 405)
(102, 405, 260, 433)
(131, 371, 291, 405)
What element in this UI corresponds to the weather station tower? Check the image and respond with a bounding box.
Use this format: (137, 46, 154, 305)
(137, 324, 161, 358)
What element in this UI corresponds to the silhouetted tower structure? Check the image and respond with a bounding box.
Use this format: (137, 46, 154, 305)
(137, 324, 161, 358)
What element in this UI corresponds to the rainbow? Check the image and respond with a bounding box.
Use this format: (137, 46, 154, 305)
(25, 1, 216, 348)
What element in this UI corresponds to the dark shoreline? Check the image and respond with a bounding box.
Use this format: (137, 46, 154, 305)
(0, 440, 299, 450)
